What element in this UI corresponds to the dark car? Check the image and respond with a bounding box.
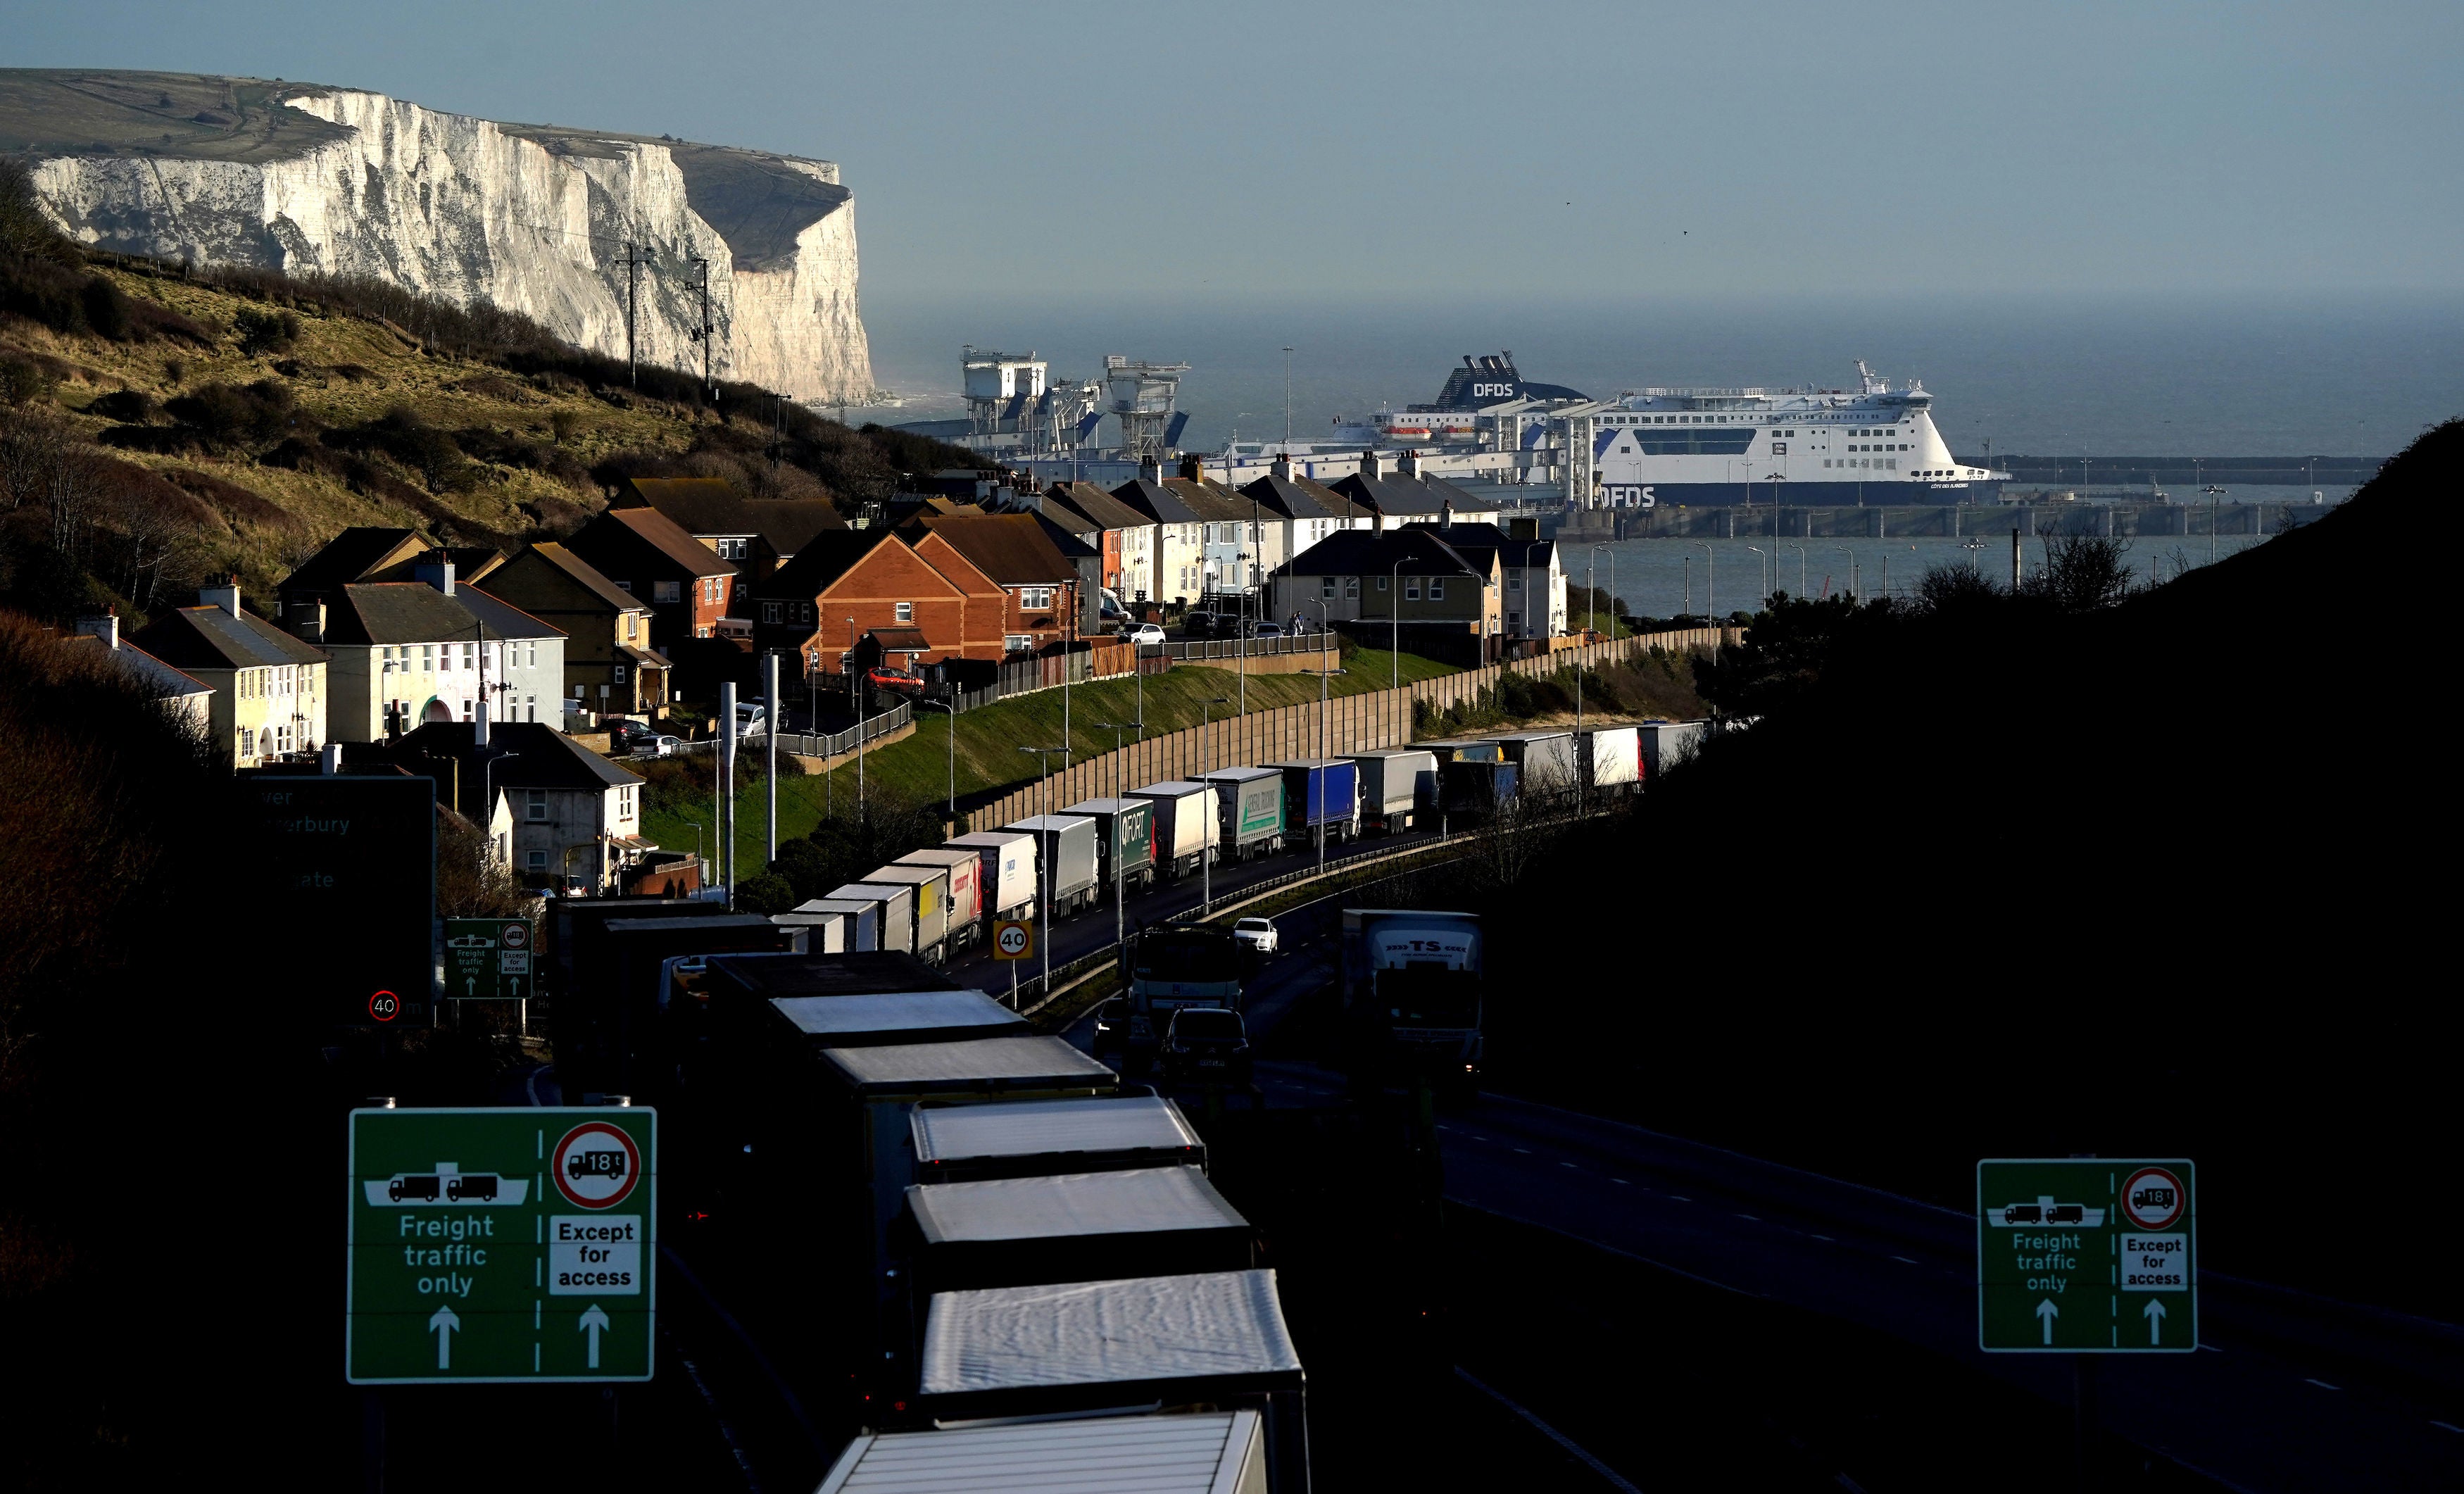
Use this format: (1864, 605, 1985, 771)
(865, 665, 925, 695)
(1162, 1005, 1252, 1086)
(1093, 996, 1132, 1056)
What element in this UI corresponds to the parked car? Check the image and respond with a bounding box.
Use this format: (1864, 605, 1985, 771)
(1250, 621, 1286, 639)
(1183, 610, 1241, 639)
(865, 665, 925, 695)
(1231, 917, 1278, 955)
(630, 734, 686, 759)
(1162, 1006, 1253, 1086)
(1118, 622, 1167, 646)
(732, 702, 768, 738)
(1092, 996, 1132, 1056)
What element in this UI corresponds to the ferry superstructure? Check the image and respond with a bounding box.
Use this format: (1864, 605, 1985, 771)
(1561, 361, 2004, 508)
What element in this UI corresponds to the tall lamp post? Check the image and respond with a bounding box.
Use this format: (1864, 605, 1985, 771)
(1834, 546, 1856, 603)
(1017, 746, 1067, 1000)
(1790, 544, 1807, 598)
(1747, 546, 1768, 607)
(1693, 541, 1716, 623)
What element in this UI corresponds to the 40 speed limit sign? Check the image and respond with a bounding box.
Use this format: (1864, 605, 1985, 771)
(992, 919, 1034, 960)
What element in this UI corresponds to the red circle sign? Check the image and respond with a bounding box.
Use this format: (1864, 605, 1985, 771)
(369, 990, 401, 1022)
(501, 922, 528, 949)
(553, 1121, 642, 1209)
(2120, 1167, 2186, 1231)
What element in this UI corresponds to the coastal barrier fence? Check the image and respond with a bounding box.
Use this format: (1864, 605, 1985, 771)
(964, 625, 1734, 831)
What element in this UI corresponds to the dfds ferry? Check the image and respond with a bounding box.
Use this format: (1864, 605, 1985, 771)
(1578, 361, 2005, 508)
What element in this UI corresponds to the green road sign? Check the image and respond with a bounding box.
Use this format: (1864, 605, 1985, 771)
(444, 918, 534, 1000)
(1978, 1158, 2195, 1353)
(347, 1107, 655, 1383)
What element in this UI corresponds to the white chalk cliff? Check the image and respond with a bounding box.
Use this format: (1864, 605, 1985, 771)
(22, 77, 872, 403)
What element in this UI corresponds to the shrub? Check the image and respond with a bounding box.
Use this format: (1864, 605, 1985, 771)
(87, 389, 161, 424)
(1, 355, 57, 406)
(234, 306, 300, 356)
(163, 378, 300, 450)
(79, 277, 132, 341)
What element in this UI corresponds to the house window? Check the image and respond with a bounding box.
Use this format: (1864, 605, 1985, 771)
(1005, 634, 1034, 653)
(626, 615, 640, 640)
(895, 602, 913, 623)
(1509, 576, 1523, 593)
(762, 601, 783, 624)
(1020, 586, 1052, 610)
(527, 789, 548, 822)
(419, 645, 434, 671)
(237, 727, 255, 758)
(1376, 576, 1388, 591)
(1405, 580, 1421, 601)
(1321, 577, 1335, 600)
(614, 664, 628, 683)
(1428, 578, 1447, 601)
(1344, 576, 1359, 598)
(653, 580, 681, 603)
(527, 850, 548, 870)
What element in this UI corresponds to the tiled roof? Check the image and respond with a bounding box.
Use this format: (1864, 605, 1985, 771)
(1281, 525, 1484, 578)
(904, 513, 1079, 586)
(391, 722, 643, 815)
(1160, 478, 1253, 523)
(1110, 478, 1203, 525)
(58, 634, 211, 698)
(517, 542, 646, 613)
(130, 604, 329, 670)
(1043, 482, 1151, 532)
(613, 477, 846, 550)
(1326, 470, 1487, 517)
(277, 527, 422, 596)
(1402, 519, 1554, 568)
(321, 583, 565, 646)
(761, 527, 908, 598)
(588, 507, 741, 577)
(1240, 474, 1358, 524)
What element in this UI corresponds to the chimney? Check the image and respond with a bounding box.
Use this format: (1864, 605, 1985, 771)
(1176, 453, 1203, 483)
(1399, 448, 1423, 479)
(1137, 454, 1162, 483)
(1508, 516, 1540, 541)
(1359, 450, 1383, 481)
(290, 598, 327, 643)
(1269, 453, 1293, 482)
(200, 575, 242, 618)
(74, 608, 118, 649)
(415, 549, 456, 596)
(1440, 499, 1454, 530)
(320, 742, 342, 774)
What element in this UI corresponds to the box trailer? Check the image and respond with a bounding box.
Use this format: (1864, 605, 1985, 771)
(917, 1269, 1309, 1493)
(830, 883, 917, 954)
(862, 863, 953, 964)
(1062, 798, 1157, 898)
(596, 913, 801, 1098)
(903, 1167, 1252, 1305)
(816, 1412, 1268, 1494)
(1263, 759, 1360, 846)
(1128, 780, 1218, 877)
(1635, 718, 1709, 776)
(1485, 729, 1578, 796)
(1199, 767, 1285, 861)
(1577, 725, 1642, 791)
(1005, 815, 1099, 917)
(910, 1093, 1207, 1182)
(819, 1036, 1117, 1394)
(945, 830, 1038, 922)
(1343, 749, 1436, 833)
(1339, 908, 1483, 1098)
(703, 949, 967, 1059)
(1417, 736, 1504, 765)
(790, 898, 878, 953)
(895, 848, 984, 947)
(769, 909, 848, 953)
(550, 897, 736, 1090)
(1440, 758, 1520, 819)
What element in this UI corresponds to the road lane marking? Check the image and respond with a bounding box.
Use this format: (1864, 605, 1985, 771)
(1454, 1367, 1643, 1494)
(2304, 1379, 2341, 1391)
(2198, 1344, 2223, 1353)
(1514, 1148, 1532, 1155)
(1811, 1234, 1834, 1242)
(1736, 1214, 1759, 1222)
(1892, 1256, 1919, 1265)
(2431, 1421, 2464, 1435)
(1669, 1195, 1692, 1203)
(1561, 1162, 1582, 1170)
(1611, 1178, 1631, 1186)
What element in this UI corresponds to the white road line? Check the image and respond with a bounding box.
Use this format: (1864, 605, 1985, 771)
(2198, 1344, 2224, 1353)
(1669, 1195, 1692, 1203)
(1454, 1366, 1643, 1494)
(1611, 1178, 1631, 1186)
(1736, 1214, 1760, 1222)
(1812, 1234, 1835, 1242)
(1514, 1148, 1532, 1155)
(2432, 1421, 2464, 1435)
(1892, 1256, 1920, 1265)
(2304, 1379, 2341, 1391)
(1561, 1162, 1581, 1170)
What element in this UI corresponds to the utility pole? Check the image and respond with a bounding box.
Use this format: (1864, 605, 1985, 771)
(624, 241, 642, 389)
(763, 651, 779, 867)
(689, 256, 713, 401)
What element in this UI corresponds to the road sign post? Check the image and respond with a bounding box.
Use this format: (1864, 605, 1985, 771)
(348, 1107, 656, 1383)
(992, 919, 1033, 1010)
(1978, 1158, 2195, 1353)
(444, 919, 535, 1000)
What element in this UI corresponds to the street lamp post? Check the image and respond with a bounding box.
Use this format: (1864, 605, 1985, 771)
(1791, 544, 1807, 597)
(1017, 746, 1067, 1000)
(1747, 546, 1768, 607)
(1835, 546, 1856, 603)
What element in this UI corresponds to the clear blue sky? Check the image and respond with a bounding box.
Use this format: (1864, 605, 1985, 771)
(8, 0, 2461, 303)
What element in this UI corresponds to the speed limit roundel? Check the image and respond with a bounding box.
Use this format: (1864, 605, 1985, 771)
(994, 921, 1032, 960)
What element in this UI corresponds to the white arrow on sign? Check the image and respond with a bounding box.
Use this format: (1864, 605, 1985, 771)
(2036, 1298, 2058, 1345)
(428, 1305, 461, 1369)
(579, 1303, 611, 1369)
(2144, 1298, 2167, 1345)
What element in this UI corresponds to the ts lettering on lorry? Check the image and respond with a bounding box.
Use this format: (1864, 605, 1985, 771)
(1339, 909, 1483, 1096)
(346, 1107, 657, 1383)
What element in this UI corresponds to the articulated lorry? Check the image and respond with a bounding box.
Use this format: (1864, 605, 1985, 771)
(1339, 908, 1483, 1099)
(1099, 923, 1247, 1059)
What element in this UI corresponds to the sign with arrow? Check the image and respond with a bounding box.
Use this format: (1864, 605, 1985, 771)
(347, 1106, 655, 1383)
(1977, 1158, 2195, 1353)
(444, 919, 534, 1000)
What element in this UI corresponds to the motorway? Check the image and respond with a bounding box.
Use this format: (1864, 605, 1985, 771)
(1035, 874, 2464, 1494)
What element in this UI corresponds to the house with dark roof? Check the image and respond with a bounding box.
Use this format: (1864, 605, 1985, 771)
(753, 529, 1000, 686)
(305, 563, 567, 742)
(562, 507, 740, 649)
(275, 527, 506, 640)
(1242, 463, 1369, 588)
(900, 513, 1083, 655)
(65, 610, 213, 736)
(386, 722, 650, 892)
(127, 579, 332, 766)
(1402, 517, 1564, 639)
(1324, 453, 1504, 532)
(609, 475, 846, 617)
(1040, 481, 1155, 611)
(1269, 522, 1502, 658)
(1110, 473, 1213, 608)
(481, 541, 670, 718)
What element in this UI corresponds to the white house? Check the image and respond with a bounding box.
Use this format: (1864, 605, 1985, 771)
(305, 560, 567, 741)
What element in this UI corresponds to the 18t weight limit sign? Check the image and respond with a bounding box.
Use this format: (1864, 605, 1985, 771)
(1977, 1158, 2196, 1353)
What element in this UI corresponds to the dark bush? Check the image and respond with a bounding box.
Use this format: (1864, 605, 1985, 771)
(1, 355, 58, 406)
(87, 388, 161, 424)
(79, 277, 133, 341)
(0, 253, 95, 334)
(234, 305, 300, 356)
(96, 424, 200, 455)
(327, 406, 470, 493)
(163, 378, 301, 450)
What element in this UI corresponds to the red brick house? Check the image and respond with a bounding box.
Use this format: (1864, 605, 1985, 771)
(753, 531, 1005, 686)
(561, 507, 738, 650)
(901, 513, 1082, 656)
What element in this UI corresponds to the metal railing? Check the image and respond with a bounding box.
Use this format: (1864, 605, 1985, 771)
(679, 702, 912, 760)
(1161, 629, 1337, 662)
